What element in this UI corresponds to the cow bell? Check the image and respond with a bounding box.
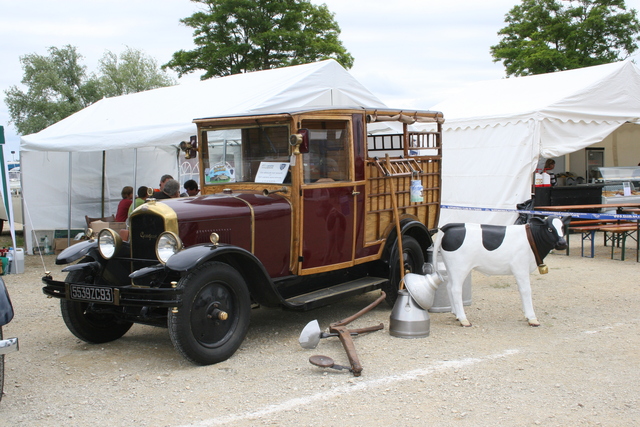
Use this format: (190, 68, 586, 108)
(538, 264, 548, 274)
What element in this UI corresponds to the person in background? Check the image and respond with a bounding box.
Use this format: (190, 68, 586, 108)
(544, 159, 557, 187)
(181, 179, 200, 197)
(128, 186, 149, 216)
(155, 179, 180, 199)
(153, 174, 174, 198)
(115, 186, 134, 222)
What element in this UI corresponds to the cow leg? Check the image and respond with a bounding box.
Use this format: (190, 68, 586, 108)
(513, 270, 539, 326)
(446, 270, 471, 327)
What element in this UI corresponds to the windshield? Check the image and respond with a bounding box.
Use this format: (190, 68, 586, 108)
(201, 125, 291, 185)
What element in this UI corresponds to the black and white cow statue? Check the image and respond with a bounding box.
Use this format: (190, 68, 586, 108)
(404, 216, 571, 327)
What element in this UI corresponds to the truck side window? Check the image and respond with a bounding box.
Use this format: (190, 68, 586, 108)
(301, 120, 350, 183)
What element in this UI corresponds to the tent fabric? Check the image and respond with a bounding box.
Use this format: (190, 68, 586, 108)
(21, 148, 176, 231)
(21, 59, 384, 152)
(429, 61, 640, 225)
(20, 60, 386, 253)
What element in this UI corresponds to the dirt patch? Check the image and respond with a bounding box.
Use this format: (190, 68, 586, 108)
(1, 238, 638, 426)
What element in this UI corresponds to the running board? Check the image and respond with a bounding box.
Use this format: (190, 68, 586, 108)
(284, 277, 387, 310)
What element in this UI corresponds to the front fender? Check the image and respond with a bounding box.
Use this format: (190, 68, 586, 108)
(165, 243, 283, 307)
(165, 243, 259, 272)
(0, 276, 14, 326)
(55, 239, 99, 265)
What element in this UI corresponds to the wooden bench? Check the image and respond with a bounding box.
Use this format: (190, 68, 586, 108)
(85, 215, 115, 228)
(567, 220, 619, 257)
(568, 222, 638, 260)
(599, 223, 638, 261)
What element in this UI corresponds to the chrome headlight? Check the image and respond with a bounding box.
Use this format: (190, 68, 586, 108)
(156, 231, 183, 264)
(98, 228, 122, 259)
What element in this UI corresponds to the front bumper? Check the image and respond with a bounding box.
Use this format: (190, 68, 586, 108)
(42, 275, 183, 308)
(0, 337, 18, 355)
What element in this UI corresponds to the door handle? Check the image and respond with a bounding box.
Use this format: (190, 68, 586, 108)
(352, 191, 360, 196)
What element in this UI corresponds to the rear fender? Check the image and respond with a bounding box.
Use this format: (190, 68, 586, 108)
(0, 277, 14, 326)
(383, 219, 433, 268)
(166, 244, 283, 307)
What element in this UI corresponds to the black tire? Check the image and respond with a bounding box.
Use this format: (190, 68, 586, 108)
(168, 261, 251, 365)
(60, 270, 133, 344)
(383, 235, 425, 307)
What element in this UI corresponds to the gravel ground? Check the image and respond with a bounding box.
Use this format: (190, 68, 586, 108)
(0, 238, 638, 426)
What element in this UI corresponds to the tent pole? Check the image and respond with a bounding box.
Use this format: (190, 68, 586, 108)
(67, 152, 72, 246)
(133, 148, 138, 197)
(101, 151, 106, 217)
(0, 127, 17, 253)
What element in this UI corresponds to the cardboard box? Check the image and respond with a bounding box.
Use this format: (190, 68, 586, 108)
(54, 238, 82, 255)
(89, 221, 127, 234)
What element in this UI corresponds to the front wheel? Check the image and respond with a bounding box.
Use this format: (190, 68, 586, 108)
(60, 269, 133, 343)
(168, 261, 251, 365)
(383, 235, 425, 307)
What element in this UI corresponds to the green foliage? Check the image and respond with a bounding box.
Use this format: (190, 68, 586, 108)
(163, 0, 354, 79)
(4, 45, 100, 135)
(490, 0, 640, 76)
(4, 46, 176, 136)
(98, 47, 176, 98)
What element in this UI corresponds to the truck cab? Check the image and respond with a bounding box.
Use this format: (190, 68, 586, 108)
(43, 107, 444, 365)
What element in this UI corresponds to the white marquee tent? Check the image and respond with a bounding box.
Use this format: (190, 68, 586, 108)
(20, 60, 386, 254)
(429, 60, 640, 225)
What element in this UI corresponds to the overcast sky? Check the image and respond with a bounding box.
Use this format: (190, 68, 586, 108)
(2, 0, 640, 155)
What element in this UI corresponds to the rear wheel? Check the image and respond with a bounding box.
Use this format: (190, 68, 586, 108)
(60, 269, 133, 343)
(168, 261, 251, 365)
(383, 235, 425, 307)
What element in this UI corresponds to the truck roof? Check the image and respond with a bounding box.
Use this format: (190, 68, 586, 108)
(193, 106, 444, 124)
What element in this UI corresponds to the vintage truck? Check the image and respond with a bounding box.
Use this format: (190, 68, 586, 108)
(43, 107, 444, 365)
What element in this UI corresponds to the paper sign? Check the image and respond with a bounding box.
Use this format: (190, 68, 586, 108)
(623, 181, 632, 196)
(255, 162, 290, 184)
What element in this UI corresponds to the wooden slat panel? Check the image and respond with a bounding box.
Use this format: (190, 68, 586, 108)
(365, 156, 441, 244)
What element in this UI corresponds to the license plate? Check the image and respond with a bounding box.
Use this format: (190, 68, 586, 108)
(69, 285, 114, 303)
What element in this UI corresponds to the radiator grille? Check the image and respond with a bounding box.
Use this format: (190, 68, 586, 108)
(130, 213, 165, 270)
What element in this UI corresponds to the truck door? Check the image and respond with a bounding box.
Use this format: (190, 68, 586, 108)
(298, 119, 357, 273)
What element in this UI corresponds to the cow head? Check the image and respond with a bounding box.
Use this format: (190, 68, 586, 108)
(529, 215, 571, 255)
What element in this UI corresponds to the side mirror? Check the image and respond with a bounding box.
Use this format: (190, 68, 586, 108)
(290, 128, 309, 155)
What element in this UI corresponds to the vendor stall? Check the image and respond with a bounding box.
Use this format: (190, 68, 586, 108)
(599, 167, 640, 211)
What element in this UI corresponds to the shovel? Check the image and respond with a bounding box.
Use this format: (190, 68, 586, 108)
(308, 355, 352, 372)
(299, 319, 383, 350)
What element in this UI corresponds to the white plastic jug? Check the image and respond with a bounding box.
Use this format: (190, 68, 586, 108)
(11, 248, 24, 274)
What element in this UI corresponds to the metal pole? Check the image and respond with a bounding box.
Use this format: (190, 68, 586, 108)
(133, 148, 138, 196)
(68, 152, 72, 245)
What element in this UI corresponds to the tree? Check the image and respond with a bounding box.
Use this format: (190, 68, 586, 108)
(490, 0, 640, 76)
(4, 46, 176, 135)
(4, 45, 101, 135)
(98, 47, 176, 98)
(163, 0, 354, 79)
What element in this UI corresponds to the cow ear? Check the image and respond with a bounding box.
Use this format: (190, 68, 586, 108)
(529, 217, 544, 225)
(562, 215, 572, 227)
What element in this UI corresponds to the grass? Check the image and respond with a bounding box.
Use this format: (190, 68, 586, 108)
(0, 230, 25, 249)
